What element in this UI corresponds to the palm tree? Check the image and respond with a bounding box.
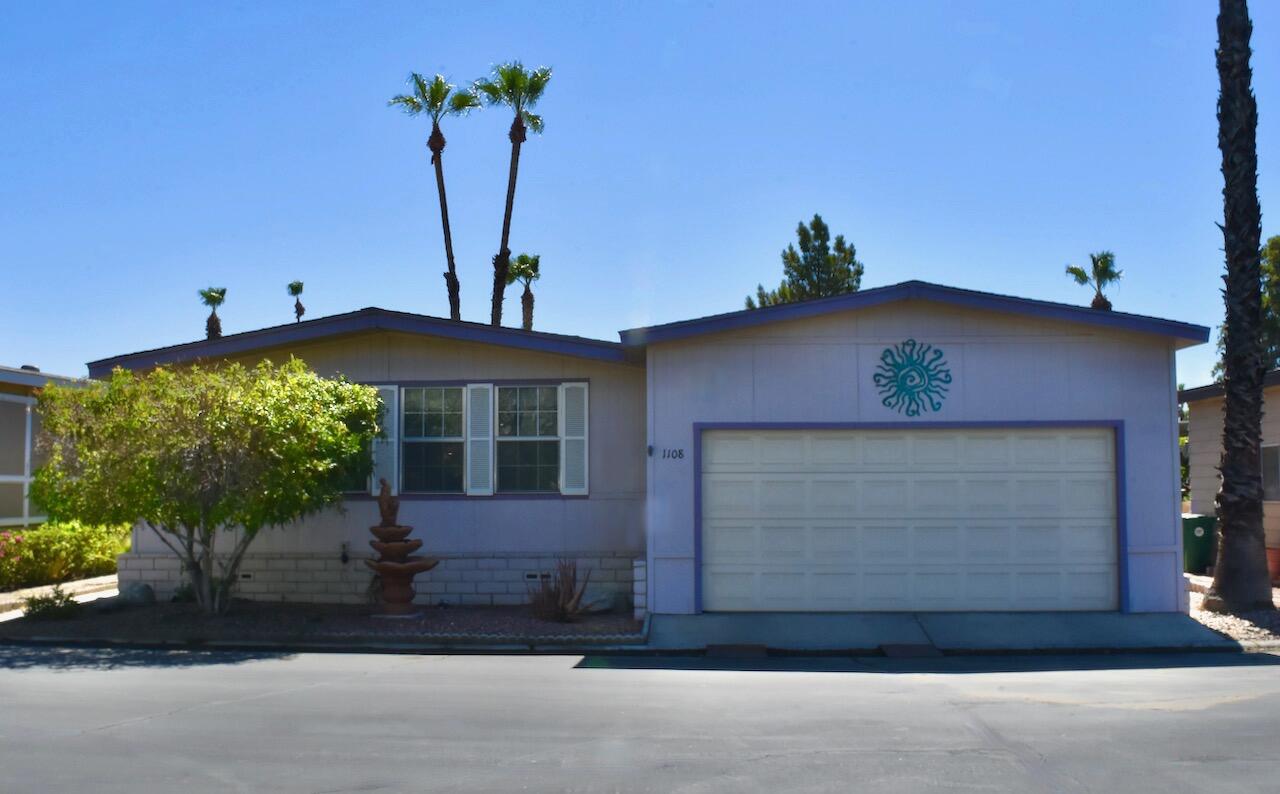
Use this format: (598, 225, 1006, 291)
(1209, 0, 1273, 612)
(389, 73, 481, 322)
(288, 280, 305, 323)
(1065, 251, 1122, 310)
(505, 253, 541, 331)
(474, 62, 552, 326)
(198, 287, 227, 340)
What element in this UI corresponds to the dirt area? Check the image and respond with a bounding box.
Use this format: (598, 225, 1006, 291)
(1186, 574, 1280, 644)
(0, 599, 644, 645)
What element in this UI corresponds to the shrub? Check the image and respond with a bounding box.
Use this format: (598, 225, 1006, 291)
(21, 585, 83, 620)
(528, 559, 602, 622)
(0, 522, 131, 592)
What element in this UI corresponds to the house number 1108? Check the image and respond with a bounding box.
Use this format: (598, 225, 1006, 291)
(661, 448, 685, 459)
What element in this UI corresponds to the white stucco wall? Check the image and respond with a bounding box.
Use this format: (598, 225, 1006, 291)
(129, 331, 648, 562)
(644, 300, 1186, 613)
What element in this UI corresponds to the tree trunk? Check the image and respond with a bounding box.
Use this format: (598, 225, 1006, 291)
(430, 122, 462, 322)
(522, 283, 534, 331)
(1210, 0, 1273, 612)
(206, 310, 221, 340)
(1090, 292, 1112, 311)
(491, 114, 526, 326)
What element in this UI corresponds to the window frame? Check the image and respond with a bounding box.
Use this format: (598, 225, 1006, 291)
(495, 385, 562, 494)
(399, 386, 467, 494)
(1263, 444, 1280, 502)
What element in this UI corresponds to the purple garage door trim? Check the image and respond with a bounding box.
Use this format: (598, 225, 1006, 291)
(691, 420, 1129, 614)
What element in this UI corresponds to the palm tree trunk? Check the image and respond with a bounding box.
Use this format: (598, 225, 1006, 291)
(206, 309, 221, 340)
(491, 114, 526, 326)
(522, 283, 534, 331)
(1210, 0, 1273, 612)
(430, 122, 461, 322)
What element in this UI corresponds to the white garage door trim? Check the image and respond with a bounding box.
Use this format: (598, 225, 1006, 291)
(693, 421, 1127, 613)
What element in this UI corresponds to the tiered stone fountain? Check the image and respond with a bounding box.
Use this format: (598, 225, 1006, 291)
(366, 479, 438, 616)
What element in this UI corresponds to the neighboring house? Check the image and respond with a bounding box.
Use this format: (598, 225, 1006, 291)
(1180, 373, 1280, 579)
(0, 364, 79, 527)
(90, 281, 1207, 616)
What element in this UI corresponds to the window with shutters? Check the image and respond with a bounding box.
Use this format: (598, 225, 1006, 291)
(401, 387, 465, 493)
(496, 386, 560, 493)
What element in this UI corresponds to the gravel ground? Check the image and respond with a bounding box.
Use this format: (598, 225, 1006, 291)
(1189, 589, 1280, 643)
(0, 599, 643, 644)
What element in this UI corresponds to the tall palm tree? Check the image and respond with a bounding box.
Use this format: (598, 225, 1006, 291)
(505, 253, 541, 331)
(1065, 251, 1122, 310)
(198, 287, 227, 340)
(288, 280, 305, 323)
(389, 73, 481, 322)
(1210, 0, 1273, 612)
(474, 62, 552, 326)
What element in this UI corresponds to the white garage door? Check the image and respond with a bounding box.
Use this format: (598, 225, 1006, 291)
(701, 428, 1118, 612)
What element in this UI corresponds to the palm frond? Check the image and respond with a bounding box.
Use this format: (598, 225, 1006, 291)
(198, 287, 227, 308)
(1090, 251, 1121, 287)
(522, 111, 544, 133)
(447, 88, 481, 115)
(525, 66, 552, 104)
(506, 252, 541, 286)
(387, 93, 423, 114)
(1064, 265, 1092, 286)
(287, 280, 304, 297)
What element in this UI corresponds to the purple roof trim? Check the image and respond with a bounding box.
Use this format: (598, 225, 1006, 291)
(86, 307, 631, 377)
(617, 280, 1210, 347)
(1179, 368, 1280, 403)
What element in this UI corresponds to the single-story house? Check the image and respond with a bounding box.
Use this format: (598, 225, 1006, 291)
(90, 281, 1208, 617)
(1180, 372, 1280, 580)
(1, 364, 80, 528)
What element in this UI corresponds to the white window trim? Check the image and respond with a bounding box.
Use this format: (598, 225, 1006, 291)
(495, 384, 563, 495)
(0, 393, 39, 527)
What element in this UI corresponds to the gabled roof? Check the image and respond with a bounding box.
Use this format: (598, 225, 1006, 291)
(618, 280, 1210, 348)
(0, 364, 80, 389)
(86, 307, 631, 378)
(1179, 370, 1280, 403)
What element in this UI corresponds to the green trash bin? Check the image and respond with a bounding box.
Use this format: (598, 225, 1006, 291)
(1182, 514, 1217, 574)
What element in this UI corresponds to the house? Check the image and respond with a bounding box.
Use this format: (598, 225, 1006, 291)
(1179, 373, 1280, 581)
(0, 364, 80, 528)
(90, 281, 1208, 616)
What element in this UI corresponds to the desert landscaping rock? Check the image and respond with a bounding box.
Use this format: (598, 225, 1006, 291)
(117, 582, 155, 607)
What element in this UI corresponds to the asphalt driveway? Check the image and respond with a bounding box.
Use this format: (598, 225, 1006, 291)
(1, 646, 1278, 792)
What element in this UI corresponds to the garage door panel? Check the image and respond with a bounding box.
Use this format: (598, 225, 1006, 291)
(701, 428, 1119, 612)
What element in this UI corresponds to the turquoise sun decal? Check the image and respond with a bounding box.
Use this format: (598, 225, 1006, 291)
(873, 339, 952, 416)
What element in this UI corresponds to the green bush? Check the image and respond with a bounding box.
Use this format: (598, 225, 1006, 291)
(22, 585, 83, 620)
(0, 521, 131, 592)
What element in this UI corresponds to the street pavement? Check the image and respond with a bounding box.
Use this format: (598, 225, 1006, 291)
(1, 645, 1278, 792)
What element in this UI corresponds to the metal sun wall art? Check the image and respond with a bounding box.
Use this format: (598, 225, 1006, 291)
(873, 339, 952, 416)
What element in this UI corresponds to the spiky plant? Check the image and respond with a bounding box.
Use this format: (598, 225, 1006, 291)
(288, 280, 305, 323)
(527, 559, 601, 622)
(1209, 0, 1273, 612)
(474, 62, 552, 326)
(198, 287, 227, 340)
(505, 253, 541, 331)
(1065, 251, 1122, 311)
(390, 73, 481, 322)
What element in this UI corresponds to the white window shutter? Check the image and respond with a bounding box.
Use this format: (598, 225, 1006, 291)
(560, 382, 588, 496)
(371, 385, 399, 496)
(466, 383, 494, 496)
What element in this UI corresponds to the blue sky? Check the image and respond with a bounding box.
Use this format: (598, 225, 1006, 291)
(1, 1, 1276, 386)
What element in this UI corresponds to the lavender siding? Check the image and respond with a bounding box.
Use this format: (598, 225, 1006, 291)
(644, 300, 1186, 614)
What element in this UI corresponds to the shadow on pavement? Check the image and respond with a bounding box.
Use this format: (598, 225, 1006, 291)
(575, 650, 1280, 675)
(0, 643, 294, 671)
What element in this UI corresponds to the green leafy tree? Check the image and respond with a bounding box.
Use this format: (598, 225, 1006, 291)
(1212, 235, 1280, 377)
(31, 359, 381, 614)
(505, 253, 541, 331)
(198, 287, 226, 340)
(474, 62, 552, 326)
(746, 215, 864, 309)
(288, 280, 305, 323)
(1065, 251, 1122, 310)
(389, 73, 481, 322)
(1210, 0, 1273, 613)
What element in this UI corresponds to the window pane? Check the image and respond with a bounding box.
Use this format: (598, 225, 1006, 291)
(425, 389, 443, 411)
(425, 414, 443, 437)
(402, 441, 464, 493)
(404, 413, 424, 438)
(497, 441, 518, 466)
(1265, 447, 1280, 501)
(403, 388, 424, 413)
(498, 387, 517, 411)
(538, 387, 558, 410)
(497, 440, 560, 493)
(537, 412, 557, 437)
(444, 389, 463, 412)
(519, 387, 537, 409)
(443, 414, 462, 438)
(518, 411, 537, 436)
(498, 411, 516, 437)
